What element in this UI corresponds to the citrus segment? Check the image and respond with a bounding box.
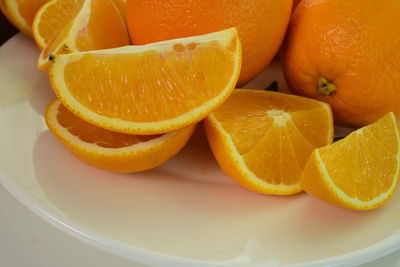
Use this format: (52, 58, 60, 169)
(37, 0, 129, 70)
(45, 99, 196, 173)
(49, 28, 241, 135)
(301, 112, 400, 210)
(1, 0, 48, 36)
(32, 0, 83, 49)
(204, 89, 333, 195)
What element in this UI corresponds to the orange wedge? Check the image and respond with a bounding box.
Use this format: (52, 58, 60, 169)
(33, 0, 126, 49)
(301, 112, 400, 210)
(1, 0, 48, 36)
(45, 99, 196, 173)
(49, 28, 241, 135)
(32, 0, 83, 49)
(204, 89, 333, 195)
(37, 0, 129, 70)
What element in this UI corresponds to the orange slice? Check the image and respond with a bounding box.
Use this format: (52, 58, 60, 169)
(37, 0, 129, 70)
(301, 112, 400, 210)
(1, 0, 48, 36)
(32, 0, 126, 49)
(204, 89, 333, 195)
(32, 0, 83, 49)
(49, 28, 241, 135)
(45, 99, 196, 173)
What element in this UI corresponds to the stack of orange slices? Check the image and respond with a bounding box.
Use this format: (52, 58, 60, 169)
(45, 27, 241, 172)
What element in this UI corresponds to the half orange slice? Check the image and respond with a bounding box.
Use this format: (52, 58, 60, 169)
(49, 28, 241, 135)
(204, 89, 333, 195)
(45, 99, 196, 173)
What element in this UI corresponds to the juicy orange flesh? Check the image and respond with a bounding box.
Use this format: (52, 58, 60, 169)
(40, 0, 129, 65)
(74, 0, 129, 50)
(56, 104, 160, 148)
(40, 20, 73, 63)
(213, 90, 331, 185)
(319, 113, 399, 202)
(36, 0, 83, 47)
(63, 41, 235, 122)
(17, 0, 48, 25)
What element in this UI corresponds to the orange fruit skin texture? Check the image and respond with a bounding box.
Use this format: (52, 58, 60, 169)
(126, 0, 293, 85)
(283, 0, 400, 127)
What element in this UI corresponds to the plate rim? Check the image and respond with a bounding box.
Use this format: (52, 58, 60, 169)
(1, 33, 400, 267)
(2, 168, 400, 267)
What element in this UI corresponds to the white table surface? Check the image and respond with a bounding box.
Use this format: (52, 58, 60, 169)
(1, 183, 400, 267)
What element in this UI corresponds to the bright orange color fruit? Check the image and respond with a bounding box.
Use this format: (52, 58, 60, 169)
(126, 0, 292, 85)
(1, 0, 48, 36)
(292, 0, 301, 10)
(301, 112, 400, 210)
(49, 28, 241, 135)
(33, 0, 82, 49)
(45, 99, 196, 173)
(112, 0, 126, 20)
(37, 0, 129, 70)
(284, 0, 400, 127)
(204, 89, 333, 195)
(33, 0, 127, 49)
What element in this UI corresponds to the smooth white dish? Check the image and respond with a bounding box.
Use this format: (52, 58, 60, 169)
(1, 34, 400, 267)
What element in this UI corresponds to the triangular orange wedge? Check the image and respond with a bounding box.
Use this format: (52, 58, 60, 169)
(204, 89, 333, 195)
(33, 0, 126, 49)
(45, 99, 196, 173)
(32, 0, 83, 49)
(37, 0, 129, 70)
(49, 28, 241, 135)
(301, 112, 400, 210)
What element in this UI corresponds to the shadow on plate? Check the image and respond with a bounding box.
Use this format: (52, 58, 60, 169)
(32, 126, 304, 260)
(32, 124, 400, 263)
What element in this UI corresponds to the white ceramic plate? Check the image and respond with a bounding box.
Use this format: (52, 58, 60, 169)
(1, 34, 400, 267)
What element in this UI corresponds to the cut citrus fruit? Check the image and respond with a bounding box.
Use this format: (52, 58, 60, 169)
(204, 89, 333, 195)
(49, 28, 241, 135)
(33, 0, 126, 49)
(32, 0, 83, 49)
(45, 99, 196, 173)
(1, 0, 48, 36)
(301, 112, 400, 210)
(37, 0, 129, 70)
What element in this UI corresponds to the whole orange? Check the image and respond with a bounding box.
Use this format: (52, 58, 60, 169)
(126, 0, 293, 85)
(283, 0, 400, 127)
